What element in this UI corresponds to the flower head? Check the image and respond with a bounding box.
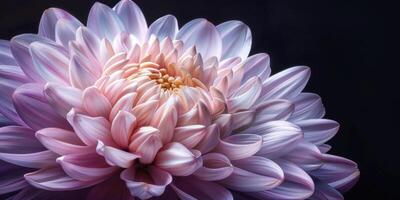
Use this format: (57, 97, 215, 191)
(0, 0, 359, 199)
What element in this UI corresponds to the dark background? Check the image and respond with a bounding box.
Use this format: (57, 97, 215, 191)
(0, 0, 397, 199)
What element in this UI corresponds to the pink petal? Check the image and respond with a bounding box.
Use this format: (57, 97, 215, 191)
(69, 55, 99, 89)
(155, 142, 203, 176)
(129, 126, 162, 164)
(194, 123, 219, 153)
(25, 167, 97, 191)
(215, 134, 262, 160)
(121, 166, 172, 200)
(111, 111, 137, 148)
(67, 109, 114, 146)
(13, 83, 70, 131)
(109, 92, 137, 120)
(96, 140, 140, 168)
(35, 127, 88, 155)
(173, 125, 206, 148)
(57, 151, 117, 181)
(83, 86, 112, 118)
(193, 153, 233, 181)
(44, 83, 83, 116)
(220, 156, 284, 192)
(150, 97, 178, 144)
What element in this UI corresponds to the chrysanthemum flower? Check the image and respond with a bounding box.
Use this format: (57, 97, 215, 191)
(0, 0, 359, 199)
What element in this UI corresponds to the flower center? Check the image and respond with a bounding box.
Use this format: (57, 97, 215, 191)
(148, 68, 184, 91)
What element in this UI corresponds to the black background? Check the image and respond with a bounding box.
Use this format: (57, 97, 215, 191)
(0, 0, 397, 199)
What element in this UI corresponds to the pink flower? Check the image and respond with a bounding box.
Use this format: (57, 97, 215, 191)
(0, 0, 359, 199)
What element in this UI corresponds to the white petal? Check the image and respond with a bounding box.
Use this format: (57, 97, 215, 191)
(88, 2, 125, 41)
(217, 20, 251, 60)
(146, 15, 178, 40)
(113, 0, 148, 42)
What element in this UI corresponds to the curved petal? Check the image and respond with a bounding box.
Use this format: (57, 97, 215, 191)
(250, 160, 315, 200)
(240, 121, 303, 158)
(176, 18, 222, 59)
(129, 126, 162, 164)
(44, 83, 83, 116)
(35, 128, 87, 155)
(55, 19, 80, 48)
(309, 180, 344, 200)
(39, 8, 82, 40)
(13, 83, 70, 131)
(146, 15, 178, 40)
(227, 77, 262, 112)
(0, 146, 57, 168)
(193, 153, 233, 181)
(194, 123, 219, 153)
(240, 53, 271, 84)
(284, 141, 323, 171)
(0, 40, 17, 65)
(29, 41, 70, 84)
(155, 142, 203, 176)
(173, 125, 206, 148)
(67, 109, 114, 146)
(150, 97, 178, 144)
(69, 55, 100, 89)
(83, 86, 112, 118)
(215, 134, 262, 160)
(121, 166, 172, 200)
(258, 66, 311, 102)
(172, 176, 233, 200)
(96, 140, 140, 168)
(219, 156, 284, 192)
(296, 119, 339, 145)
(0, 161, 30, 195)
(111, 111, 137, 148)
(25, 167, 97, 191)
(289, 92, 325, 121)
(310, 154, 360, 192)
(57, 151, 116, 181)
(113, 0, 148, 42)
(252, 99, 294, 126)
(217, 20, 251, 60)
(88, 2, 125, 41)
(0, 65, 29, 125)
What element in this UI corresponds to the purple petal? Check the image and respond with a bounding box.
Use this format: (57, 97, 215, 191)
(296, 119, 339, 145)
(217, 20, 251, 60)
(252, 99, 294, 126)
(88, 2, 125, 41)
(172, 176, 233, 200)
(309, 180, 344, 200)
(147, 15, 178, 40)
(193, 153, 233, 181)
(284, 141, 323, 171)
(44, 83, 83, 116)
(13, 83, 70, 131)
(113, 0, 148, 42)
(39, 8, 82, 40)
(0, 161, 30, 195)
(289, 92, 325, 121)
(240, 53, 271, 84)
(0, 40, 17, 65)
(35, 128, 88, 155)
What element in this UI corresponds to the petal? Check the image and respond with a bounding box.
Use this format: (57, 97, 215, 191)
(296, 119, 339, 145)
(176, 18, 222, 59)
(35, 128, 88, 155)
(0, 150, 57, 168)
(252, 99, 294, 126)
(25, 167, 97, 191)
(13, 83, 70, 131)
(39, 8, 82, 40)
(258, 66, 311, 102)
(215, 134, 262, 160)
(87, 175, 132, 200)
(309, 180, 344, 200)
(217, 20, 251, 60)
(44, 83, 83, 116)
(310, 154, 360, 192)
(150, 97, 178, 144)
(111, 111, 137, 148)
(172, 176, 233, 200)
(10, 34, 52, 82)
(194, 123, 220, 153)
(155, 142, 203, 176)
(96, 140, 140, 168)
(289, 93, 325, 121)
(113, 0, 148, 42)
(284, 141, 323, 171)
(67, 109, 114, 146)
(0, 126, 43, 153)
(173, 125, 206, 149)
(146, 15, 178, 40)
(240, 53, 271, 84)
(30, 41, 70, 84)
(57, 151, 116, 181)
(69, 55, 100, 89)
(250, 160, 315, 200)
(227, 77, 262, 112)
(193, 153, 233, 181)
(0, 161, 30, 195)
(0, 65, 29, 125)
(129, 126, 162, 164)
(0, 40, 17, 65)
(83, 86, 112, 118)
(121, 166, 172, 200)
(219, 156, 284, 192)
(55, 19, 80, 48)
(88, 2, 125, 41)
(240, 121, 303, 158)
